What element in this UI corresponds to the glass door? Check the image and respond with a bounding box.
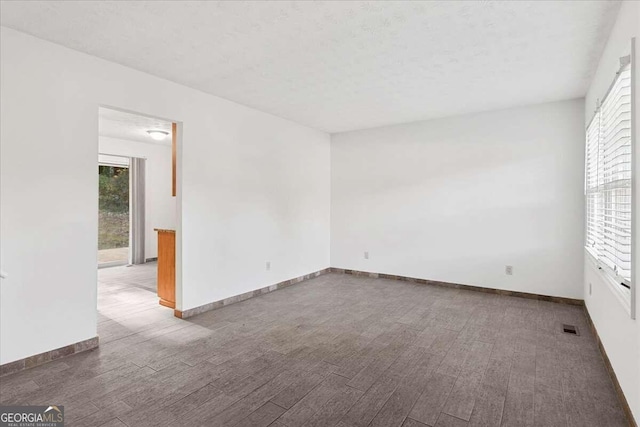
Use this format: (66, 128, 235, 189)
(98, 164, 130, 267)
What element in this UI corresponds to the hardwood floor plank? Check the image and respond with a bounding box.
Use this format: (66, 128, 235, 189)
(468, 386, 504, 427)
(302, 385, 363, 427)
(340, 375, 399, 427)
(501, 372, 534, 427)
(435, 413, 469, 427)
(534, 384, 567, 427)
(369, 352, 444, 427)
(277, 374, 349, 427)
(408, 372, 457, 426)
(242, 401, 286, 427)
(442, 376, 480, 421)
(271, 372, 327, 409)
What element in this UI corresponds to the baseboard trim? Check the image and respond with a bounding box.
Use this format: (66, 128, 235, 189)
(583, 306, 637, 427)
(0, 336, 99, 377)
(331, 268, 583, 305)
(175, 268, 332, 319)
(176, 267, 583, 320)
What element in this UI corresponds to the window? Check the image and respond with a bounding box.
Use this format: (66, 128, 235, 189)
(585, 60, 633, 292)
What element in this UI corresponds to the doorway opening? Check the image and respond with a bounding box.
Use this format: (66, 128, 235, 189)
(97, 106, 180, 325)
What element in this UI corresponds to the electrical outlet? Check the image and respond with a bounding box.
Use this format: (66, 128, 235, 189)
(505, 265, 513, 275)
(364, 251, 369, 260)
(266, 261, 271, 271)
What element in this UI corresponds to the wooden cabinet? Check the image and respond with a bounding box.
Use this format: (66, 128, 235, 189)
(155, 229, 175, 308)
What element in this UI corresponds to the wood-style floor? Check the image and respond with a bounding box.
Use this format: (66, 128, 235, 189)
(0, 264, 628, 427)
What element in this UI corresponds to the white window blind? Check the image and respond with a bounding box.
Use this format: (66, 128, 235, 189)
(585, 63, 632, 289)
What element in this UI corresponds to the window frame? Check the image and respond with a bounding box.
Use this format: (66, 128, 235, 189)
(585, 40, 636, 319)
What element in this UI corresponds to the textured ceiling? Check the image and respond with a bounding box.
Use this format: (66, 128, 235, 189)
(99, 107, 172, 145)
(1, 1, 621, 133)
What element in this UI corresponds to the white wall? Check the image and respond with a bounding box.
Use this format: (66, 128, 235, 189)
(331, 99, 586, 299)
(98, 136, 176, 260)
(583, 0, 640, 421)
(0, 27, 331, 365)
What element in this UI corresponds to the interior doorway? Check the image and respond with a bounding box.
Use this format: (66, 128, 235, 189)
(97, 106, 180, 317)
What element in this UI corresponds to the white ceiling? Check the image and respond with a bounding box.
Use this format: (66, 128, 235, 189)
(1, 1, 621, 133)
(99, 107, 172, 145)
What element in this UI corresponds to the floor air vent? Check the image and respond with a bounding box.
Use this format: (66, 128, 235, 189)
(562, 324, 579, 335)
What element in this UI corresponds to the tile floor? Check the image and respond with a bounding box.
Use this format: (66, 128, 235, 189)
(98, 247, 129, 264)
(0, 264, 628, 427)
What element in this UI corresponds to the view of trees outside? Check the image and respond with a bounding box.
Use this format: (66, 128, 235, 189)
(98, 165, 129, 250)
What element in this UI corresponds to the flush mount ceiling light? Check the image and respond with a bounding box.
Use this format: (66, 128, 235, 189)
(146, 130, 169, 141)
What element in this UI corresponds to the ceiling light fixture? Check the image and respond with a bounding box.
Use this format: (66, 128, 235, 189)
(146, 130, 169, 141)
